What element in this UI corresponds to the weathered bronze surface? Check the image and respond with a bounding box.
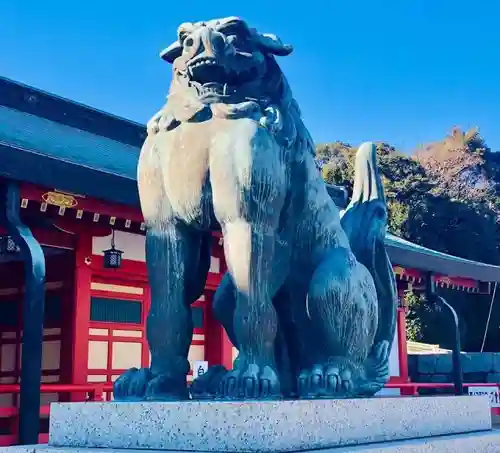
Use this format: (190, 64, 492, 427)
(114, 17, 397, 401)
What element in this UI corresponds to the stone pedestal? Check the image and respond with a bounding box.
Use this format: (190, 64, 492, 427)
(1, 396, 499, 452)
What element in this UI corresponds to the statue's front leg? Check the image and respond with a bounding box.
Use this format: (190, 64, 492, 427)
(209, 119, 290, 399)
(145, 224, 205, 399)
(219, 221, 283, 399)
(114, 224, 209, 401)
(114, 132, 211, 401)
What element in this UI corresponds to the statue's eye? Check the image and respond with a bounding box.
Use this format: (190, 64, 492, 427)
(179, 31, 189, 43)
(227, 35, 243, 47)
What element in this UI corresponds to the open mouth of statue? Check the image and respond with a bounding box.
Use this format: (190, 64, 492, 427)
(186, 57, 261, 87)
(187, 58, 228, 84)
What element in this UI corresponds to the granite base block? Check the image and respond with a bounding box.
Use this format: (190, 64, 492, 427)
(46, 396, 491, 452)
(2, 430, 500, 453)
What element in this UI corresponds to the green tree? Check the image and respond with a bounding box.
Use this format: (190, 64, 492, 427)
(404, 290, 426, 343)
(316, 130, 500, 351)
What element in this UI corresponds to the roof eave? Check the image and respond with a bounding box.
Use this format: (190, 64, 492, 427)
(385, 239, 500, 283)
(0, 142, 140, 208)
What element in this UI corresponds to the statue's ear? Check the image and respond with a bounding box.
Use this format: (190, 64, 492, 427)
(253, 31, 293, 56)
(160, 41, 182, 63)
(161, 22, 195, 63)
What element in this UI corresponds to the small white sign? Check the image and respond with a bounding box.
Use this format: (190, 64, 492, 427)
(468, 386, 500, 408)
(193, 360, 209, 379)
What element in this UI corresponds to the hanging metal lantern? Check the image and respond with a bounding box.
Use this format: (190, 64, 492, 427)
(0, 236, 20, 254)
(103, 230, 123, 269)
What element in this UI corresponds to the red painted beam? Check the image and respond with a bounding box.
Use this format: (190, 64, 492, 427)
(20, 183, 143, 223)
(434, 274, 478, 290)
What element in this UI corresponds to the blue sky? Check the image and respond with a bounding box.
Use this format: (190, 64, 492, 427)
(1, 0, 499, 152)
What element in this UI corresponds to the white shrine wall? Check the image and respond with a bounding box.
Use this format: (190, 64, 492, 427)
(87, 231, 220, 393)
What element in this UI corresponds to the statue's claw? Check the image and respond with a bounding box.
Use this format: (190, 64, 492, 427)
(113, 367, 189, 401)
(298, 362, 354, 398)
(219, 364, 281, 400)
(190, 365, 228, 400)
(113, 367, 151, 401)
(145, 374, 190, 400)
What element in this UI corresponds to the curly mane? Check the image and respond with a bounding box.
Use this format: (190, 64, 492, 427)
(155, 49, 317, 167)
(234, 55, 317, 163)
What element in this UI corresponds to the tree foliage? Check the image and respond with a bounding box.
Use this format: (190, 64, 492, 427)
(404, 290, 426, 343)
(316, 128, 500, 351)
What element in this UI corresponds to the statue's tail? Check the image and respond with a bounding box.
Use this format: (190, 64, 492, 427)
(340, 142, 398, 395)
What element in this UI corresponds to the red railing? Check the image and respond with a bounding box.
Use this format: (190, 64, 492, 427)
(0, 383, 113, 446)
(387, 381, 500, 395)
(0, 382, 497, 446)
(385, 382, 500, 416)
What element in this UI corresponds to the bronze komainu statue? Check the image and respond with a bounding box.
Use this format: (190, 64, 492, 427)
(114, 17, 397, 401)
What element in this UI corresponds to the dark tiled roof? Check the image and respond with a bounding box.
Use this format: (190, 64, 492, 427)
(0, 76, 145, 147)
(0, 105, 139, 180)
(386, 234, 500, 283)
(0, 76, 142, 206)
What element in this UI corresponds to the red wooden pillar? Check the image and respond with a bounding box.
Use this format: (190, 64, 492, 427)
(205, 236, 234, 370)
(59, 266, 76, 396)
(397, 308, 409, 382)
(220, 330, 234, 370)
(396, 285, 409, 382)
(69, 233, 92, 399)
(217, 240, 233, 370)
(204, 294, 234, 370)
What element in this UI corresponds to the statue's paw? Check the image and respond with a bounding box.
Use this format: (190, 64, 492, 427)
(144, 374, 190, 401)
(190, 365, 228, 400)
(298, 363, 354, 398)
(147, 110, 179, 136)
(146, 112, 162, 135)
(219, 364, 281, 400)
(113, 367, 189, 401)
(113, 367, 152, 401)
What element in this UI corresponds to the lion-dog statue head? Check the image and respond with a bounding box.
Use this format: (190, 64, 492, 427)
(150, 17, 315, 157)
(161, 17, 292, 96)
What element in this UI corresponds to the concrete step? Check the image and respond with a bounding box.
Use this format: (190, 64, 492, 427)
(47, 397, 491, 452)
(331, 429, 500, 452)
(2, 431, 500, 453)
(0, 397, 493, 453)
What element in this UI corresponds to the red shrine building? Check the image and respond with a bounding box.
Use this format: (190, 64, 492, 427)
(1, 76, 500, 445)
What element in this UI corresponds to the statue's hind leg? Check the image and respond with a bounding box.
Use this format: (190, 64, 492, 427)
(190, 273, 240, 399)
(297, 248, 378, 398)
(212, 273, 239, 350)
